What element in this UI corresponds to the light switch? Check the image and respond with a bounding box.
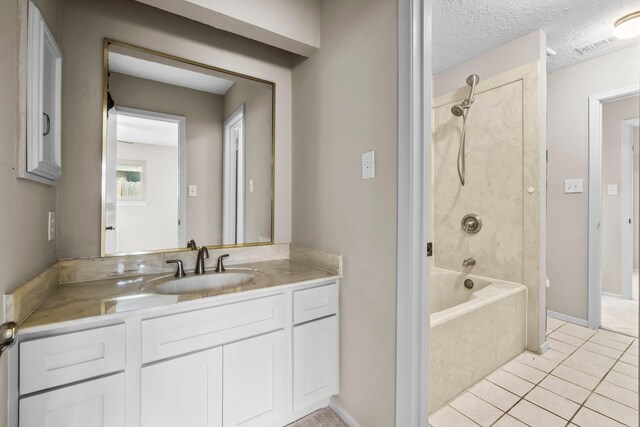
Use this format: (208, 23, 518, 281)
(564, 179, 583, 194)
(362, 150, 375, 180)
(608, 184, 618, 195)
(48, 211, 56, 241)
(249, 178, 255, 193)
(188, 185, 197, 197)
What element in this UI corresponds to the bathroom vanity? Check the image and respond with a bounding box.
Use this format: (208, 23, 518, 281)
(12, 258, 340, 427)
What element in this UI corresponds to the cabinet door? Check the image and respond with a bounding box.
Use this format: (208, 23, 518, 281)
(19, 373, 125, 427)
(223, 330, 290, 427)
(141, 347, 222, 427)
(293, 316, 338, 411)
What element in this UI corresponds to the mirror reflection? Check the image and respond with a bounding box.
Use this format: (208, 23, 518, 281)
(103, 41, 274, 255)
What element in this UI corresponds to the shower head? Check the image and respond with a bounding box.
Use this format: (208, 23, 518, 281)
(451, 74, 480, 117)
(451, 104, 466, 117)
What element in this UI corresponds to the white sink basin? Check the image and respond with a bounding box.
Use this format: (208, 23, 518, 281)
(147, 272, 254, 295)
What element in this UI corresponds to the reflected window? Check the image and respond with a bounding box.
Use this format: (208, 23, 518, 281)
(117, 161, 145, 201)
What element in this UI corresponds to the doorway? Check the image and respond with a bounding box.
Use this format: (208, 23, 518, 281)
(222, 104, 246, 245)
(588, 86, 639, 336)
(104, 106, 187, 254)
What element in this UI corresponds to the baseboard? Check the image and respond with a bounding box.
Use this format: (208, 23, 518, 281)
(547, 310, 589, 328)
(539, 339, 549, 354)
(329, 398, 362, 427)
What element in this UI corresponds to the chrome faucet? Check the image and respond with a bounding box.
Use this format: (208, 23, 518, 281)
(215, 254, 229, 273)
(195, 246, 210, 274)
(462, 257, 476, 267)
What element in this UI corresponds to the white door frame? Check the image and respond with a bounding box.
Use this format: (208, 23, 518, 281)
(396, 0, 430, 425)
(587, 85, 639, 329)
(102, 106, 187, 255)
(621, 117, 639, 300)
(222, 104, 246, 245)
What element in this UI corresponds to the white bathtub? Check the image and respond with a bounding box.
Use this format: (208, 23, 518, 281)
(428, 268, 527, 413)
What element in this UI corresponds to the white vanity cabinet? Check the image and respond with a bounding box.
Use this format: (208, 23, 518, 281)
(19, 374, 125, 427)
(292, 284, 339, 411)
(141, 347, 223, 427)
(16, 280, 339, 427)
(223, 330, 290, 427)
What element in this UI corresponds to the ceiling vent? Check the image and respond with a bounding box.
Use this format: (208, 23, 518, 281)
(575, 37, 617, 54)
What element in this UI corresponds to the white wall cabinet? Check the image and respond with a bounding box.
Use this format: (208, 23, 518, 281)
(26, 1, 62, 184)
(141, 347, 223, 427)
(223, 330, 290, 427)
(16, 281, 338, 427)
(19, 373, 125, 427)
(293, 316, 338, 411)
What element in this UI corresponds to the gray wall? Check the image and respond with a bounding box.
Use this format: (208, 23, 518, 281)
(109, 72, 225, 247)
(56, 0, 293, 259)
(547, 46, 640, 320)
(291, 0, 397, 425)
(0, 1, 60, 425)
(224, 80, 273, 243)
(601, 96, 639, 295)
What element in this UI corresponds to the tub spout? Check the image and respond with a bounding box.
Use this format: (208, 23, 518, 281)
(462, 258, 476, 267)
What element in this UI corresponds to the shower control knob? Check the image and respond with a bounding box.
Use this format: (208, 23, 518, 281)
(461, 214, 482, 234)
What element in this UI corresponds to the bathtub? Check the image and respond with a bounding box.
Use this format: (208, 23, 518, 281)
(428, 268, 527, 413)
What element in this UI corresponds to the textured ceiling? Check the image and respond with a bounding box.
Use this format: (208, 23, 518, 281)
(433, 0, 640, 73)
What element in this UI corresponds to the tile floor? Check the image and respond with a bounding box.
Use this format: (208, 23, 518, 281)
(601, 271, 639, 337)
(430, 317, 639, 427)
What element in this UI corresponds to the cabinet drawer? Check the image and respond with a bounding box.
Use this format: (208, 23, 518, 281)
(20, 324, 125, 395)
(293, 283, 338, 324)
(142, 294, 286, 363)
(20, 373, 125, 427)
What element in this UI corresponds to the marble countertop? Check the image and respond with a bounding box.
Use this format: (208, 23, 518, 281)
(21, 259, 339, 331)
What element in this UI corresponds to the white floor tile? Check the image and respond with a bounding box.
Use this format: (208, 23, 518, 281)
(611, 360, 638, 378)
(507, 400, 566, 427)
(429, 406, 479, 427)
(449, 392, 502, 427)
(493, 414, 527, 427)
(524, 386, 580, 420)
(572, 407, 626, 427)
(548, 331, 586, 347)
(515, 352, 559, 373)
(604, 370, 639, 392)
(595, 380, 639, 410)
(501, 360, 546, 383)
(581, 341, 624, 359)
(550, 364, 600, 390)
(546, 317, 566, 331)
(469, 380, 519, 412)
(620, 351, 639, 366)
(557, 323, 597, 340)
(486, 369, 535, 397)
(589, 334, 632, 351)
(584, 393, 639, 426)
(538, 375, 591, 404)
(571, 348, 617, 369)
(547, 337, 578, 355)
(562, 355, 611, 378)
(596, 329, 635, 344)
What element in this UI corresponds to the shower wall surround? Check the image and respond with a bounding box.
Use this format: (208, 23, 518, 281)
(432, 62, 544, 352)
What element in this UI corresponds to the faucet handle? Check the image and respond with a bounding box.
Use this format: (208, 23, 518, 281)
(187, 239, 197, 250)
(166, 260, 186, 278)
(215, 254, 229, 273)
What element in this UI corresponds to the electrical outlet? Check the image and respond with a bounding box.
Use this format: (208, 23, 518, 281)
(362, 150, 375, 180)
(564, 179, 583, 194)
(48, 212, 56, 241)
